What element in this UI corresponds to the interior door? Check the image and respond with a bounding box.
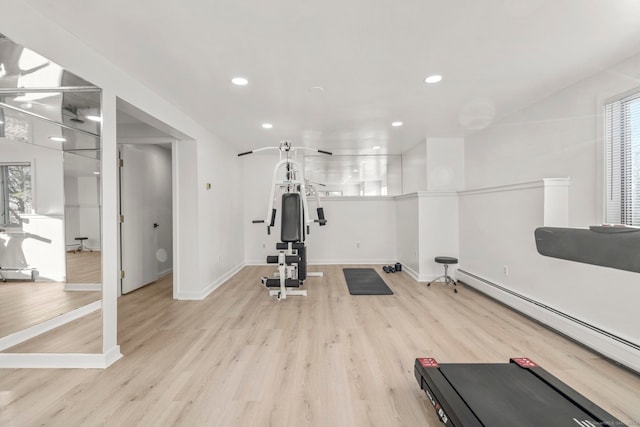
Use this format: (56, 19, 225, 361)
(120, 144, 159, 294)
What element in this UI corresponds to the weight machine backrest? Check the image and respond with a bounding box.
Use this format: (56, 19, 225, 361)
(281, 193, 302, 243)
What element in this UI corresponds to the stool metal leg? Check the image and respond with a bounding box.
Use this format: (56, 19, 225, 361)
(427, 263, 458, 293)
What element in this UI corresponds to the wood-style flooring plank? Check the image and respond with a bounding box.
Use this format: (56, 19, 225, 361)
(1, 264, 639, 426)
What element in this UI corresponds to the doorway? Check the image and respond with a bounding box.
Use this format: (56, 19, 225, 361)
(118, 143, 172, 294)
(116, 98, 189, 298)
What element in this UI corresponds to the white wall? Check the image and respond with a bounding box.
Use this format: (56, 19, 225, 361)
(402, 141, 427, 193)
(3, 2, 246, 289)
(305, 197, 396, 264)
(242, 153, 397, 264)
(395, 195, 419, 273)
(426, 137, 465, 191)
(64, 174, 101, 251)
(462, 51, 640, 371)
(1, 1, 246, 365)
(396, 192, 459, 281)
(196, 137, 244, 294)
(418, 193, 459, 280)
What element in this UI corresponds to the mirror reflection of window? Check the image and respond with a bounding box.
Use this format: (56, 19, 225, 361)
(1, 108, 30, 143)
(304, 154, 402, 196)
(0, 162, 32, 226)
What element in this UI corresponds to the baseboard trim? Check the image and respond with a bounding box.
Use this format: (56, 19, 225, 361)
(0, 300, 102, 352)
(104, 345, 123, 368)
(0, 350, 121, 369)
(159, 268, 173, 278)
(176, 262, 244, 300)
(64, 283, 101, 292)
(401, 264, 419, 281)
(457, 269, 640, 373)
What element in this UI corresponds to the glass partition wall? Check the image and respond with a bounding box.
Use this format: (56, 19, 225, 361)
(304, 154, 402, 196)
(0, 33, 103, 354)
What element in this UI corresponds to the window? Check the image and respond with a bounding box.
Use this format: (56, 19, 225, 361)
(604, 92, 640, 226)
(0, 163, 32, 226)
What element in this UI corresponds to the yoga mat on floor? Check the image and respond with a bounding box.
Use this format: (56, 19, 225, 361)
(343, 268, 393, 295)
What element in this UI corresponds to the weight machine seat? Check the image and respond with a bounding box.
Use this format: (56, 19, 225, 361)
(281, 193, 302, 243)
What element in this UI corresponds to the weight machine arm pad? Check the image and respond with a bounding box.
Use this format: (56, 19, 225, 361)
(269, 209, 277, 227)
(316, 208, 326, 226)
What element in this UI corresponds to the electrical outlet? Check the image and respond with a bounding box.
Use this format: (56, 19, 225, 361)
(503, 265, 509, 276)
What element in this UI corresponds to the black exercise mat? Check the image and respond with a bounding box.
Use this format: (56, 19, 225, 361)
(343, 268, 393, 295)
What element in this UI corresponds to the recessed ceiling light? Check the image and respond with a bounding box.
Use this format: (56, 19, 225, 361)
(49, 136, 66, 142)
(93, 171, 101, 175)
(372, 146, 381, 150)
(392, 121, 403, 127)
(353, 169, 358, 172)
(424, 75, 443, 84)
(262, 123, 273, 129)
(232, 77, 248, 86)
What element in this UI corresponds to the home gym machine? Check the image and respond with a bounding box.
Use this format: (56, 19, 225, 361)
(238, 141, 331, 300)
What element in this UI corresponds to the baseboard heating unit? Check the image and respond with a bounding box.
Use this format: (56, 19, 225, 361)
(456, 269, 640, 374)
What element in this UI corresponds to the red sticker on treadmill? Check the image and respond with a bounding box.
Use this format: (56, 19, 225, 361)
(419, 358, 439, 368)
(512, 358, 538, 368)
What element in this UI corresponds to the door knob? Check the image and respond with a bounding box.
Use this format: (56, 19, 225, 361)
(153, 223, 159, 228)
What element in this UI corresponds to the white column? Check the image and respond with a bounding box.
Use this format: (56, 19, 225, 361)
(101, 90, 122, 365)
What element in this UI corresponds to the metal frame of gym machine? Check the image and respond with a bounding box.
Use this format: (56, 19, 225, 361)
(238, 141, 331, 300)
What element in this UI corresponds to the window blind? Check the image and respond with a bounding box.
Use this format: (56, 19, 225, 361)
(605, 91, 640, 226)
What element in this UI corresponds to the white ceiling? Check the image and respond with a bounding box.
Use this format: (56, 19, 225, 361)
(23, 0, 640, 154)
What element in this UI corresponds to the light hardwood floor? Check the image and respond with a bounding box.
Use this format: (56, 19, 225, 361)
(1, 265, 639, 426)
(0, 251, 101, 338)
(66, 251, 102, 284)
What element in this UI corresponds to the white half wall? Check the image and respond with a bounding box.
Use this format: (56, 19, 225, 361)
(461, 50, 640, 372)
(459, 179, 640, 371)
(305, 197, 397, 264)
(396, 192, 459, 281)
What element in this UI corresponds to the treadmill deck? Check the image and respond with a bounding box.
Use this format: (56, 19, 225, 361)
(414, 357, 626, 427)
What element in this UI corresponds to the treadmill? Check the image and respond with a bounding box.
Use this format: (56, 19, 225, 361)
(414, 357, 627, 426)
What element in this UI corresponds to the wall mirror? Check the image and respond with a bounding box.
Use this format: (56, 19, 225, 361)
(0, 33, 102, 353)
(304, 154, 402, 196)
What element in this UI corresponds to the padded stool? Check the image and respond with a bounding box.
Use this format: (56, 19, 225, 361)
(74, 237, 91, 253)
(427, 256, 458, 293)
